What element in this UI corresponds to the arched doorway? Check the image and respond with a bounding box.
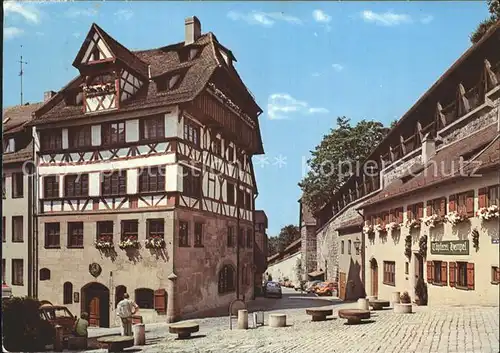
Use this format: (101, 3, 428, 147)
(370, 258, 378, 297)
(81, 282, 110, 328)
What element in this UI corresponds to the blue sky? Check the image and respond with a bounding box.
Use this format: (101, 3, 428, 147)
(3, 1, 490, 236)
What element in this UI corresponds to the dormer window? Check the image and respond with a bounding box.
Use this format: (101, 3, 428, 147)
(179, 47, 200, 63)
(3, 138, 15, 153)
(158, 74, 182, 92)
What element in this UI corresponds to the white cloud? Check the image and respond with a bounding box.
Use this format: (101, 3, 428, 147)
(332, 63, 344, 72)
(3, 1, 40, 24)
(361, 10, 412, 26)
(420, 15, 434, 24)
(312, 9, 331, 23)
(267, 93, 329, 120)
(115, 9, 134, 21)
(227, 10, 301, 27)
(4, 26, 24, 39)
(65, 7, 98, 18)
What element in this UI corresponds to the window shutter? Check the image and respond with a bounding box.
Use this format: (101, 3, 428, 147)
(441, 261, 447, 286)
(466, 263, 475, 290)
(478, 188, 488, 208)
(448, 195, 456, 212)
(439, 197, 446, 217)
(449, 262, 456, 287)
(154, 289, 166, 314)
(426, 200, 432, 217)
(417, 203, 424, 218)
(466, 191, 475, 217)
(426, 261, 434, 283)
(398, 208, 403, 223)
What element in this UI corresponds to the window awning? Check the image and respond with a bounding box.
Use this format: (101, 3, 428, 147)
(308, 270, 325, 278)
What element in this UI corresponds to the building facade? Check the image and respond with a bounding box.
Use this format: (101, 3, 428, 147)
(360, 24, 500, 306)
(2, 102, 43, 297)
(254, 210, 268, 295)
(29, 17, 264, 327)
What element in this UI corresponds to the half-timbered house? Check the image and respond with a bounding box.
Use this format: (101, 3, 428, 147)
(29, 16, 264, 326)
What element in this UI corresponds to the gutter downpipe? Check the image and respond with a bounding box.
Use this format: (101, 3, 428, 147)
(236, 148, 240, 300)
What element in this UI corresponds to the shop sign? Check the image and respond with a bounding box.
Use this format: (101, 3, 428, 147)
(430, 240, 469, 255)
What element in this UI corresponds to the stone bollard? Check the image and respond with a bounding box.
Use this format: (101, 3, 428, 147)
(367, 295, 377, 302)
(390, 292, 401, 308)
(269, 314, 286, 328)
(394, 303, 412, 314)
(357, 298, 370, 310)
(133, 323, 146, 346)
(237, 309, 249, 329)
(53, 325, 63, 352)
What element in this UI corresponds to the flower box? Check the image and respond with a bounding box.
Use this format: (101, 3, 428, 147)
(385, 222, 401, 232)
(363, 225, 374, 235)
(422, 214, 443, 228)
(477, 205, 499, 221)
(119, 237, 139, 250)
(444, 211, 469, 226)
(94, 236, 114, 250)
(405, 218, 421, 230)
(374, 224, 385, 233)
(145, 237, 166, 249)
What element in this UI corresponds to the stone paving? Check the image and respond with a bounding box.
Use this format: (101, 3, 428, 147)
(84, 292, 499, 353)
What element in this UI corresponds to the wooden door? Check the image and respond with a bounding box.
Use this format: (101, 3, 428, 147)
(415, 254, 423, 281)
(339, 272, 346, 300)
(88, 296, 100, 327)
(371, 263, 378, 296)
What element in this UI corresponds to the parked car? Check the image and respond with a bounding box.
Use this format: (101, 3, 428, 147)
(306, 280, 322, 293)
(39, 304, 77, 342)
(264, 281, 282, 299)
(315, 282, 337, 296)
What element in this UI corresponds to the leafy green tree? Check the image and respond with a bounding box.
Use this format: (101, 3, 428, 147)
(268, 236, 279, 256)
(299, 117, 390, 214)
(277, 224, 300, 251)
(471, 0, 499, 44)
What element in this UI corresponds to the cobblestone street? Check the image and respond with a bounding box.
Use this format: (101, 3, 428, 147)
(85, 290, 499, 353)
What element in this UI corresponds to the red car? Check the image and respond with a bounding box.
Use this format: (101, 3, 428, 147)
(39, 304, 77, 342)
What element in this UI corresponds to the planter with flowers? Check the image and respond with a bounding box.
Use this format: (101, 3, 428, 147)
(94, 236, 114, 250)
(363, 224, 375, 240)
(444, 211, 469, 226)
(422, 214, 444, 228)
(405, 218, 421, 230)
(477, 205, 499, 222)
(385, 222, 401, 233)
(374, 224, 385, 233)
(145, 236, 166, 249)
(119, 237, 139, 250)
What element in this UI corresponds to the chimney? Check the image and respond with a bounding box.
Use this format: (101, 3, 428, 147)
(422, 133, 436, 164)
(44, 91, 56, 102)
(184, 16, 201, 45)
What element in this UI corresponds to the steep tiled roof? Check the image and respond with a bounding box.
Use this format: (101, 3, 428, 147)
(3, 141, 33, 164)
(3, 102, 43, 134)
(31, 24, 261, 130)
(360, 127, 500, 208)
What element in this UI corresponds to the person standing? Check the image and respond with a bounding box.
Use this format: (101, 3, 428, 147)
(116, 293, 138, 336)
(73, 312, 89, 338)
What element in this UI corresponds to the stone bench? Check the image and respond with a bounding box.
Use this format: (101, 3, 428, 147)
(67, 336, 87, 350)
(369, 299, 390, 310)
(305, 308, 333, 322)
(97, 336, 134, 352)
(169, 322, 199, 339)
(269, 314, 286, 327)
(338, 309, 371, 325)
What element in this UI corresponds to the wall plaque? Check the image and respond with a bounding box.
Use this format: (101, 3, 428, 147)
(73, 292, 79, 303)
(89, 263, 102, 277)
(430, 240, 469, 255)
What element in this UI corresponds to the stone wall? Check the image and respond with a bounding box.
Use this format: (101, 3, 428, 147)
(383, 152, 422, 186)
(267, 252, 301, 285)
(173, 208, 254, 318)
(300, 224, 317, 277)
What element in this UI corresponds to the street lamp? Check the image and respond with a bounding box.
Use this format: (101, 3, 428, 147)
(353, 238, 361, 254)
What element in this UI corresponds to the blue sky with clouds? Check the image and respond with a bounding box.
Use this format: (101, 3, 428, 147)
(3, 1, 490, 236)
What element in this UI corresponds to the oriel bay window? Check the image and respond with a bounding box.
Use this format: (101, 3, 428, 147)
(69, 125, 91, 148)
(139, 166, 165, 193)
(141, 115, 164, 141)
(184, 119, 199, 146)
(44, 176, 59, 199)
(102, 121, 125, 145)
(101, 170, 127, 196)
(383, 261, 395, 286)
(64, 174, 89, 197)
(67, 222, 84, 248)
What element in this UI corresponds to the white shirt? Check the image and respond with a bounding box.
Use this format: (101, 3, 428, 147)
(117, 299, 135, 318)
